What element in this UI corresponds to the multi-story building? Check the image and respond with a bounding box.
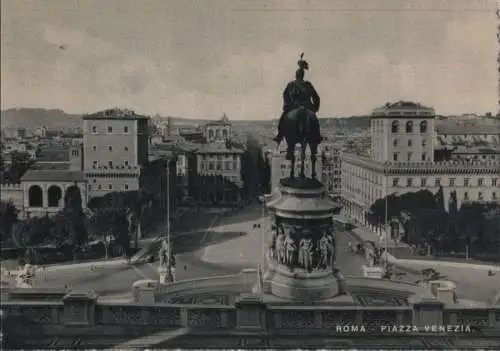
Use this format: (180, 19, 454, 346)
(194, 142, 244, 205)
(82, 108, 149, 197)
(203, 114, 231, 143)
(321, 142, 342, 199)
(342, 101, 499, 240)
(436, 120, 500, 145)
(151, 141, 198, 204)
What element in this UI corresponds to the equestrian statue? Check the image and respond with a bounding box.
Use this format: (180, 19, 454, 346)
(274, 53, 322, 179)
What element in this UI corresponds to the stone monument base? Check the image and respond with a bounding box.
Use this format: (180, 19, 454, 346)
(262, 258, 352, 302)
(362, 265, 384, 279)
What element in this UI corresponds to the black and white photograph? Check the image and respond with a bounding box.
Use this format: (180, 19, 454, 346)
(1, 0, 499, 349)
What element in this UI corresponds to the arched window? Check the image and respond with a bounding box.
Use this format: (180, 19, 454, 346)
(28, 185, 43, 207)
(391, 121, 399, 133)
(92, 126, 97, 133)
(209, 129, 214, 139)
(406, 121, 413, 133)
(420, 121, 428, 133)
(47, 185, 62, 207)
(222, 129, 228, 139)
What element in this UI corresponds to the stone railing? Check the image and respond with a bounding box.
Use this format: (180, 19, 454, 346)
(2, 288, 500, 337)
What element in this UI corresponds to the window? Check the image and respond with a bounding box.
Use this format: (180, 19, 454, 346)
(421, 153, 427, 161)
(92, 126, 97, 133)
(109, 184, 113, 190)
(493, 192, 497, 200)
(407, 178, 413, 187)
(124, 126, 128, 133)
(406, 121, 413, 133)
(92, 145, 97, 151)
(216, 162, 222, 170)
(108, 161, 113, 167)
(392, 178, 399, 187)
(108, 126, 113, 133)
(492, 178, 498, 187)
(124, 146, 129, 151)
(478, 192, 483, 200)
(478, 178, 483, 186)
(125, 184, 129, 190)
(422, 140, 427, 147)
(93, 160, 98, 165)
(93, 179, 97, 183)
(124, 161, 129, 166)
(464, 192, 469, 200)
(98, 185, 102, 190)
(408, 139, 412, 147)
(391, 121, 399, 133)
(464, 178, 470, 187)
(407, 152, 412, 161)
(393, 153, 398, 161)
(420, 121, 428, 133)
(393, 139, 398, 147)
(435, 178, 441, 187)
(449, 178, 455, 187)
(108, 146, 112, 151)
(420, 178, 427, 187)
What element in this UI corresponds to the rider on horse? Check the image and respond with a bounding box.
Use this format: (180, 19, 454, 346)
(274, 54, 322, 144)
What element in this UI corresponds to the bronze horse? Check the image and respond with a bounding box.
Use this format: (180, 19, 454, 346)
(279, 106, 320, 179)
(276, 54, 322, 180)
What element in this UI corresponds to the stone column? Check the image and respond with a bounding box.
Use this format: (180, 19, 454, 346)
(42, 183, 48, 209)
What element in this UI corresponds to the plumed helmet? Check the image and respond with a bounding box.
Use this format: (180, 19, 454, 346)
(297, 52, 309, 70)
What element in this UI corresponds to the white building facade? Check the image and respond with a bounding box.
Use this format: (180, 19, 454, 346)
(342, 101, 500, 239)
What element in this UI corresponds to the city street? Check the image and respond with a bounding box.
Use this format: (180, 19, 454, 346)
(8, 203, 497, 303)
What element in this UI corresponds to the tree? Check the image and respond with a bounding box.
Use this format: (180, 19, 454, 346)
(86, 208, 129, 259)
(0, 200, 19, 244)
(57, 185, 87, 259)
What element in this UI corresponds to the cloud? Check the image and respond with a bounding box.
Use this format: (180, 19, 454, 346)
(1, 0, 497, 118)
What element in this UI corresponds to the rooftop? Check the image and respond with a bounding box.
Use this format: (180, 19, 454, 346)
(205, 113, 231, 126)
(196, 142, 244, 154)
(82, 108, 150, 121)
(372, 101, 435, 117)
(436, 121, 500, 135)
(21, 170, 85, 182)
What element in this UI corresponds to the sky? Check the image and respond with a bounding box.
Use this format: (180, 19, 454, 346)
(1, 0, 497, 120)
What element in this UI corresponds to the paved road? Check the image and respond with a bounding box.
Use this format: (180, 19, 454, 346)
(14, 203, 495, 303)
(28, 209, 238, 299)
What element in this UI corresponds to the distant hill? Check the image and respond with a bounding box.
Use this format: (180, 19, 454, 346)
(1, 108, 81, 130)
(1, 108, 372, 131)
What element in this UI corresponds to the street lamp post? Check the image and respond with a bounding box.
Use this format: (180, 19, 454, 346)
(384, 174, 390, 275)
(165, 157, 174, 283)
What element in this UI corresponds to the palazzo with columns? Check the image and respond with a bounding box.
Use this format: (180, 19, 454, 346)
(20, 170, 88, 218)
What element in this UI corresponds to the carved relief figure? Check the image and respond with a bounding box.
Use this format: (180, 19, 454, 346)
(318, 233, 331, 268)
(298, 238, 313, 271)
(284, 231, 296, 266)
(275, 227, 286, 264)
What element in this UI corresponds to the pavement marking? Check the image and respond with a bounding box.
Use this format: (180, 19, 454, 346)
(131, 265, 152, 280)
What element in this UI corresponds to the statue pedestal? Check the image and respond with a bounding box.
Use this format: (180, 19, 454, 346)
(263, 178, 345, 302)
(264, 259, 339, 301)
(158, 266, 175, 285)
(362, 265, 384, 279)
